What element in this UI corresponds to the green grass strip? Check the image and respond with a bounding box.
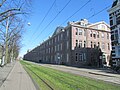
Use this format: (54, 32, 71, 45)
(20, 60, 120, 90)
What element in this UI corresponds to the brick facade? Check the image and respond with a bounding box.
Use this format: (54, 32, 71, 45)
(24, 19, 111, 67)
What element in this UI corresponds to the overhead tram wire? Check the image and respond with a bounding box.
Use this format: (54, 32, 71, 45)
(45, 3, 111, 40)
(32, 0, 72, 44)
(43, 0, 91, 39)
(61, 0, 91, 26)
(30, 0, 56, 39)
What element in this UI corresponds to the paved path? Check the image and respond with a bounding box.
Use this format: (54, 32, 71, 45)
(38, 63, 120, 85)
(0, 61, 37, 90)
(0, 61, 15, 87)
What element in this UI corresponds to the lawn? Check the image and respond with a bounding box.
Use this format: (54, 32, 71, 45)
(20, 60, 120, 90)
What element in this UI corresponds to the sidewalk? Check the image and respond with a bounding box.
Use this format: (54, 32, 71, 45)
(0, 61, 15, 87)
(0, 61, 37, 90)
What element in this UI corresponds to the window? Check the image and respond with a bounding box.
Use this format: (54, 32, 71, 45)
(46, 49, 47, 53)
(84, 30, 86, 36)
(51, 56, 53, 61)
(51, 47, 53, 52)
(110, 20, 113, 26)
(101, 25, 105, 30)
(67, 30, 69, 37)
(84, 41, 86, 47)
(61, 43, 62, 50)
(94, 42, 96, 48)
(76, 40, 78, 47)
(79, 29, 82, 35)
(58, 35, 59, 41)
(58, 44, 59, 51)
(115, 30, 118, 40)
(108, 43, 110, 50)
(98, 42, 100, 47)
(116, 16, 120, 25)
(83, 53, 86, 61)
(79, 40, 82, 48)
(61, 33, 63, 40)
(101, 33, 104, 38)
(93, 33, 96, 39)
(97, 32, 99, 38)
(91, 41, 93, 48)
(66, 53, 69, 62)
(61, 54, 62, 60)
(90, 31, 92, 37)
(49, 48, 50, 53)
(76, 28, 78, 35)
(55, 37, 56, 43)
(107, 33, 109, 39)
(52, 39, 53, 44)
(102, 43, 105, 50)
(79, 54, 83, 61)
(111, 34, 114, 40)
(67, 41, 69, 49)
(55, 46, 56, 52)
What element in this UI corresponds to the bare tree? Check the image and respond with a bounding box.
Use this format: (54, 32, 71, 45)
(0, 15, 24, 65)
(0, 0, 32, 66)
(0, 0, 32, 22)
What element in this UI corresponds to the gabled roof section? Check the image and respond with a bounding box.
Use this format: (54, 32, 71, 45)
(87, 21, 110, 32)
(52, 26, 64, 36)
(87, 21, 110, 28)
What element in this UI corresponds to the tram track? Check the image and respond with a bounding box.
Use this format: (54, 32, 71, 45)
(24, 64, 54, 90)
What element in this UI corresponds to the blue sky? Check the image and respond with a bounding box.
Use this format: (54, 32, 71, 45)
(20, 0, 113, 57)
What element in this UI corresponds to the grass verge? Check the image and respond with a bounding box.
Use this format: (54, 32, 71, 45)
(20, 60, 120, 90)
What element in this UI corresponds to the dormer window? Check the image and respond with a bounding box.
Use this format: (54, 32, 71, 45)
(101, 24, 106, 30)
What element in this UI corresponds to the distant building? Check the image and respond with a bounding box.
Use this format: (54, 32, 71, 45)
(24, 19, 111, 67)
(108, 0, 120, 66)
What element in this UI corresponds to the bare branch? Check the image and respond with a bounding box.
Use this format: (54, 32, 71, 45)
(0, 0, 7, 7)
(0, 12, 27, 22)
(0, 8, 20, 16)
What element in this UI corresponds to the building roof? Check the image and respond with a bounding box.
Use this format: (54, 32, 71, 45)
(52, 26, 64, 36)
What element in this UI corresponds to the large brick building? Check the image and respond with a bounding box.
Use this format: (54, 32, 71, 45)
(24, 19, 111, 67)
(108, 0, 120, 66)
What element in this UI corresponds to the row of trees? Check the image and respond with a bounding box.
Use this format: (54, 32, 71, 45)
(0, 0, 32, 66)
